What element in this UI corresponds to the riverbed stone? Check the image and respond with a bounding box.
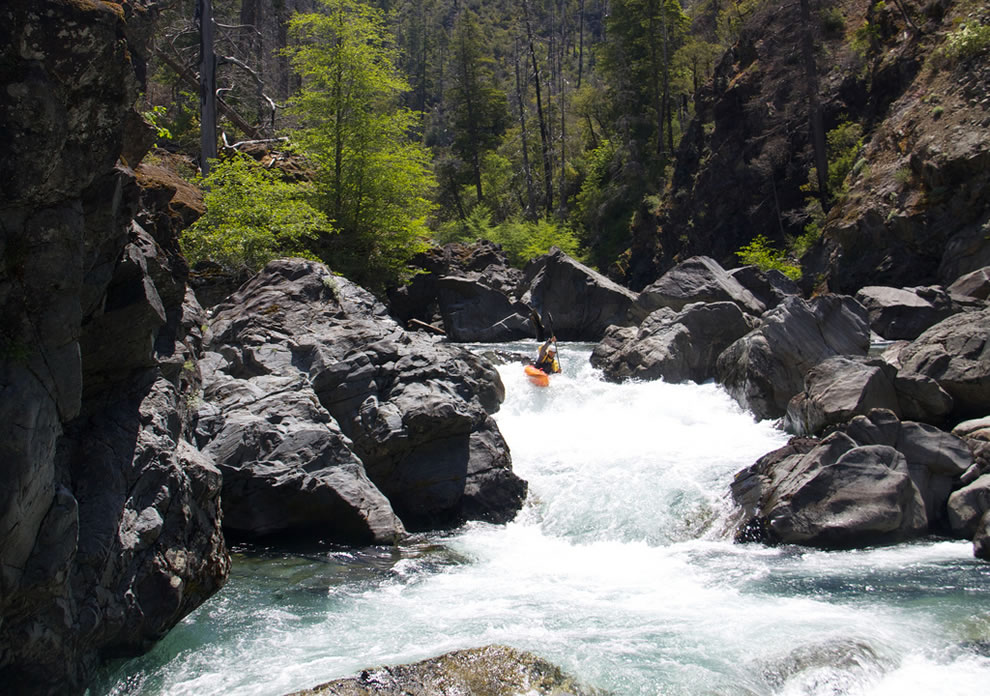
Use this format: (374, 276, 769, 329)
(285, 645, 602, 696)
(947, 474, 990, 539)
(731, 432, 928, 549)
(895, 307, 990, 419)
(635, 255, 766, 318)
(854, 285, 958, 340)
(521, 247, 639, 340)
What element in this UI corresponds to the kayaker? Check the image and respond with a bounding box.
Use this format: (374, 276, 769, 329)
(534, 337, 560, 374)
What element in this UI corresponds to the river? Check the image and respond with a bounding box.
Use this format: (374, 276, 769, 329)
(90, 343, 990, 696)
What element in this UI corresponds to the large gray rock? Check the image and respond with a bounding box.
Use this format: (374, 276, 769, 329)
(784, 356, 900, 436)
(436, 275, 533, 342)
(947, 265, 990, 300)
(854, 285, 958, 340)
(716, 295, 871, 420)
(204, 259, 527, 534)
(892, 371, 954, 424)
(840, 410, 972, 531)
(521, 247, 638, 340)
(730, 432, 928, 549)
(591, 302, 753, 383)
(288, 645, 601, 696)
(947, 475, 990, 539)
(974, 511, 990, 561)
(728, 265, 801, 312)
(895, 307, 990, 419)
(636, 256, 766, 318)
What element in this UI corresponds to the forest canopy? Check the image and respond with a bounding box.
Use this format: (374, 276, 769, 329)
(147, 0, 733, 290)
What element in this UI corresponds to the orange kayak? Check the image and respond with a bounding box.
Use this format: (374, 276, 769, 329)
(524, 364, 550, 387)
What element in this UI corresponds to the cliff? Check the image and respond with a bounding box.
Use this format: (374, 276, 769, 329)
(0, 2, 227, 693)
(638, 0, 990, 293)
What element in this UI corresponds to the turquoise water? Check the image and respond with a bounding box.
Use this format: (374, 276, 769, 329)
(90, 344, 990, 696)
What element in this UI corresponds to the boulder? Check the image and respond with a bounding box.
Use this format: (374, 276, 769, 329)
(784, 356, 900, 436)
(715, 295, 871, 420)
(728, 265, 801, 312)
(731, 432, 928, 549)
(591, 301, 753, 383)
(895, 307, 990, 419)
(947, 475, 990, 539)
(948, 266, 990, 301)
(287, 645, 600, 696)
(199, 371, 404, 544)
(436, 275, 533, 342)
(203, 259, 527, 534)
(953, 416, 990, 442)
(854, 285, 958, 340)
(388, 241, 524, 333)
(974, 511, 990, 561)
(840, 410, 972, 531)
(635, 256, 766, 318)
(521, 247, 638, 340)
(891, 371, 954, 424)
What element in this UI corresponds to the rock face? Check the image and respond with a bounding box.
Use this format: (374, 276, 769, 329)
(591, 302, 753, 383)
(0, 2, 228, 693)
(201, 259, 527, 535)
(716, 295, 871, 420)
(287, 645, 602, 696)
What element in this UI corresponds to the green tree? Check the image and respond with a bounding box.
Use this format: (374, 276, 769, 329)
(181, 155, 329, 270)
(448, 9, 510, 205)
(286, 0, 435, 291)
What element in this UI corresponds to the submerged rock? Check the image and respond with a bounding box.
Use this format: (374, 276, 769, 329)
(285, 645, 604, 696)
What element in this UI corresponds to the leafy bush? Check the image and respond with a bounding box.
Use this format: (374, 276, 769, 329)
(433, 206, 584, 267)
(937, 22, 990, 65)
(181, 155, 330, 270)
(736, 234, 802, 280)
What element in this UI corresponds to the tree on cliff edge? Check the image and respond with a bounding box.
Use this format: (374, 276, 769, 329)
(285, 0, 435, 291)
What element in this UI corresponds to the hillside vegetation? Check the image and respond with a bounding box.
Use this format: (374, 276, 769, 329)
(143, 0, 990, 294)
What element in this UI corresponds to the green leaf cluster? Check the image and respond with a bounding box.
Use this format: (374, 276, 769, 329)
(286, 0, 435, 291)
(435, 206, 583, 268)
(181, 155, 330, 271)
(736, 234, 802, 281)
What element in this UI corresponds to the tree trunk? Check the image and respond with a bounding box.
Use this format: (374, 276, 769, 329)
(514, 43, 538, 218)
(198, 0, 217, 175)
(799, 0, 829, 210)
(522, 0, 553, 216)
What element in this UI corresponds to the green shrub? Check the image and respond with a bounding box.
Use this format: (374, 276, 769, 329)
(736, 234, 802, 280)
(937, 22, 990, 65)
(181, 155, 330, 271)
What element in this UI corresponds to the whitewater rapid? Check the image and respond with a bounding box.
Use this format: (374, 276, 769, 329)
(90, 343, 990, 696)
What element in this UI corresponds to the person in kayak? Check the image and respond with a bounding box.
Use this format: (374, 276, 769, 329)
(534, 337, 560, 374)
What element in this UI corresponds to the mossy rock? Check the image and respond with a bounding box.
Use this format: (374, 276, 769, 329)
(286, 645, 607, 696)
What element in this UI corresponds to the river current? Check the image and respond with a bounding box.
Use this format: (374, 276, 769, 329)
(91, 343, 990, 696)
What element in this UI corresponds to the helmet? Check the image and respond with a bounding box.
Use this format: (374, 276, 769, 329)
(547, 344, 556, 354)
